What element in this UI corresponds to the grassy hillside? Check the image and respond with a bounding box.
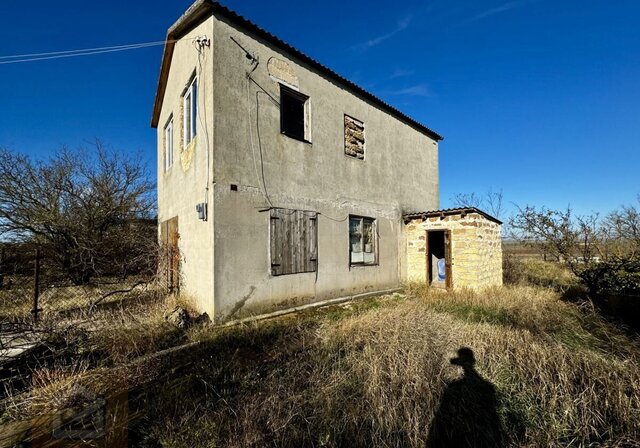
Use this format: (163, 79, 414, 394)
(135, 284, 640, 447)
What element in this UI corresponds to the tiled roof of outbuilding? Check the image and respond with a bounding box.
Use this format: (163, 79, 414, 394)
(403, 207, 503, 225)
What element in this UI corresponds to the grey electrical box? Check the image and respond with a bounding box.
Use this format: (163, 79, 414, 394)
(196, 202, 207, 221)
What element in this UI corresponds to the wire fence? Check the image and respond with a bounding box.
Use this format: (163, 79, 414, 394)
(0, 243, 186, 448)
(0, 243, 169, 323)
(0, 242, 175, 415)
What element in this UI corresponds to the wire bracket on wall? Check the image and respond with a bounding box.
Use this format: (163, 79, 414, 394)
(230, 36, 258, 64)
(194, 36, 210, 51)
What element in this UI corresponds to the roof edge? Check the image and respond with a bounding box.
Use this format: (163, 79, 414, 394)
(151, 1, 444, 141)
(151, 0, 214, 128)
(403, 207, 503, 225)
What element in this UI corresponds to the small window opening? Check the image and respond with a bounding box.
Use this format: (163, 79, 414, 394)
(280, 84, 308, 142)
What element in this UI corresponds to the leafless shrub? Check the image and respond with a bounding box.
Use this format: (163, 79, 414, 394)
(0, 142, 155, 286)
(510, 201, 640, 296)
(453, 188, 504, 219)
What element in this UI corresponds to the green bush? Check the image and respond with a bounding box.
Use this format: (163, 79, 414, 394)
(583, 261, 640, 297)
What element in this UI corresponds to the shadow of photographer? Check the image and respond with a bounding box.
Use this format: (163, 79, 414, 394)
(427, 347, 505, 447)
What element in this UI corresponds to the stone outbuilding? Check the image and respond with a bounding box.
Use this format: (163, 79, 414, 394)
(404, 208, 503, 289)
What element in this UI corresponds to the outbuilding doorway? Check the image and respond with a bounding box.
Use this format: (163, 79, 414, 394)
(405, 208, 503, 289)
(427, 230, 452, 289)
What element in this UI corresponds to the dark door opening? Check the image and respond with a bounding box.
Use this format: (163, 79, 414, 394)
(427, 230, 452, 289)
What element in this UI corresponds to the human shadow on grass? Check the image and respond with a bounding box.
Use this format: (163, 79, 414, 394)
(426, 347, 505, 448)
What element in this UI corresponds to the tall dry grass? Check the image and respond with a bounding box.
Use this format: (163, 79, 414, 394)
(0, 290, 193, 425)
(134, 285, 640, 447)
(3, 280, 638, 446)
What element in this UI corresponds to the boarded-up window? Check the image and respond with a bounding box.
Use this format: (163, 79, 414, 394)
(160, 216, 180, 292)
(270, 208, 317, 276)
(344, 115, 365, 159)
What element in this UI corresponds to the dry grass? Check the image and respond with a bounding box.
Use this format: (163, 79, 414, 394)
(129, 285, 640, 447)
(0, 289, 190, 425)
(2, 283, 639, 446)
(503, 257, 581, 292)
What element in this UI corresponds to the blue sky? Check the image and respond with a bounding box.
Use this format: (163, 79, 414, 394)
(1, 1, 639, 217)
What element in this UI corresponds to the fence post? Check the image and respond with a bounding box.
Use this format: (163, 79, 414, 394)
(32, 247, 41, 321)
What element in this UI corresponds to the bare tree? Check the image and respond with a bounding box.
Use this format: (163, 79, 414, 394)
(510, 202, 640, 295)
(0, 143, 155, 285)
(603, 198, 640, 260)
(453, 189, 504, 218)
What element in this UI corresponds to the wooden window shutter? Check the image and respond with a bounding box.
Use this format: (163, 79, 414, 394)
(306, 213, 318, 272)
(270, 209, 284, 276)
(270, 208, 317, 276)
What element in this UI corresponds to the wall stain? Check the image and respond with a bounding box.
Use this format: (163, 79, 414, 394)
(227, 285, 256, 319)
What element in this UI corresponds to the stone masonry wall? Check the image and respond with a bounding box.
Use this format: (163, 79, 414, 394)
(405, 213, 503, 288)
(406, 219, 427, 282)
(344, 115, 365, 159)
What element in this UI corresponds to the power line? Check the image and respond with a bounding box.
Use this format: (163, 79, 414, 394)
(0, 38, 193, 65)
(0, 40, 166, 60)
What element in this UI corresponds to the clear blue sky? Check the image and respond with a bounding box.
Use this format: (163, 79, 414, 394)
(1, 1, 639, 217)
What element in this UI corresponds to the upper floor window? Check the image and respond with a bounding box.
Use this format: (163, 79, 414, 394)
(183, 76, 197, 147)
(280, 84, 309, 142)
(164, 117, 174, 171)
(349, 216, 377, 265)
(344, 115, 365, 160)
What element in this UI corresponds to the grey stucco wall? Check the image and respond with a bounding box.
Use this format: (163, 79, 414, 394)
(209, 14, 440, 321)
(156, 17, 216, 317)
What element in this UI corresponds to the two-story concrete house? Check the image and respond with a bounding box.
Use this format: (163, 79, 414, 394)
(152, 0, 447, 322)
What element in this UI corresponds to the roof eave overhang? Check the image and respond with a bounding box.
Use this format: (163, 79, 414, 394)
(151, 0, 214, 128)
(151, 1, 443, 142)
(403, 207, 503, 225)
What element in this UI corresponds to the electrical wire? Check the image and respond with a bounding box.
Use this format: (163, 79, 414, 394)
(238, 36, 348, 222)
(0, 38, 194, 65)
(194, 36, 212, 219)
(318, 212, 349, 222)
(255, 89, 274, 207)
(247, 70, 267, 205)
(248, 74, 349, 221)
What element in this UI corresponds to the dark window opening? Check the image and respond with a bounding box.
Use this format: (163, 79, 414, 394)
(280, 84, 308, 141)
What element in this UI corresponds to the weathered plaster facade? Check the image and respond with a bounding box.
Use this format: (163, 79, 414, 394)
(156, 16, 216, 316)
(405, 210, 503, 289)
(153, 1, 442, 322)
